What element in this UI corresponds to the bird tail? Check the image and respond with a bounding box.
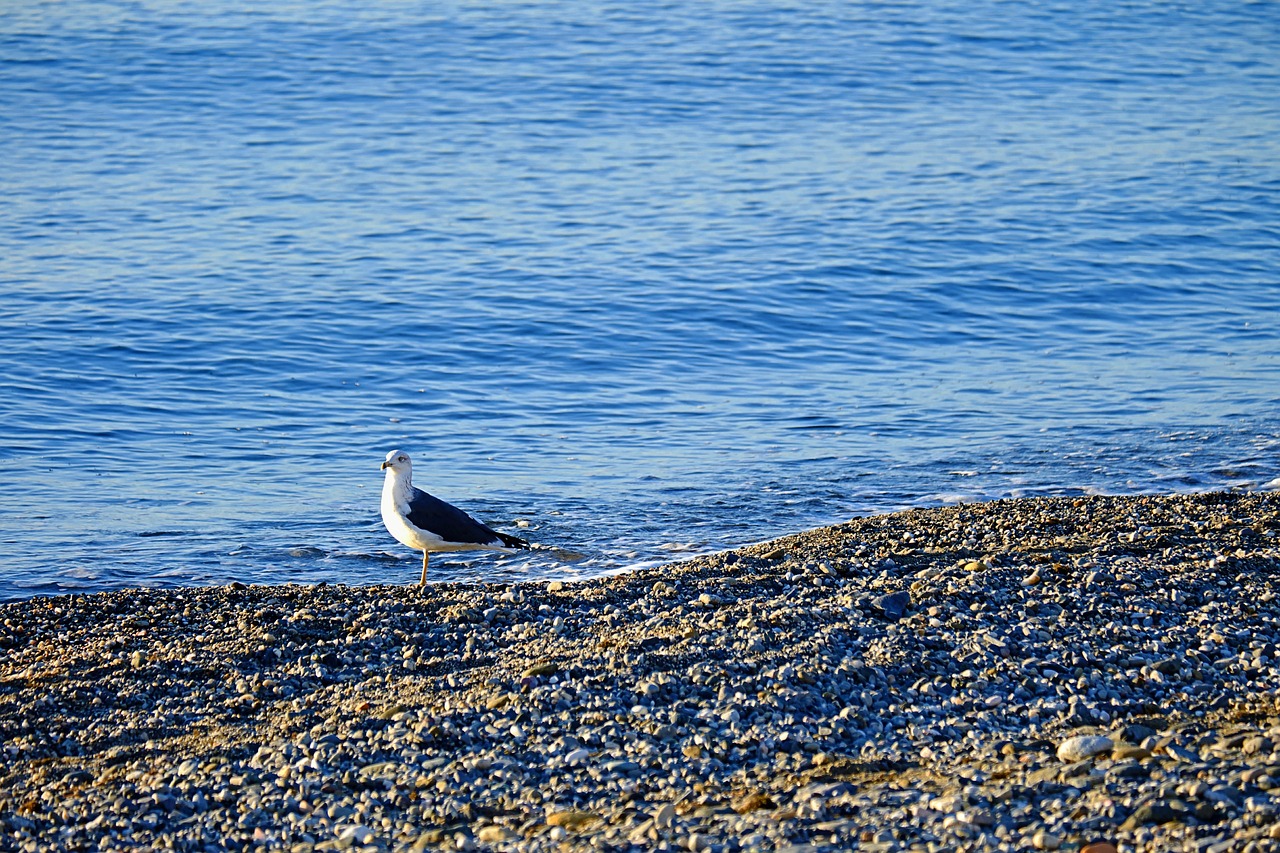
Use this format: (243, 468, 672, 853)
(496, 530, 530, 549)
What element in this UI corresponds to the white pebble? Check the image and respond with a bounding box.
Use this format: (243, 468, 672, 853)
(1056, 734, 1113, 762)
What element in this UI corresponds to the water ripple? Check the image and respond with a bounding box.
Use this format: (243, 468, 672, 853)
(2, 0, 1278, 599)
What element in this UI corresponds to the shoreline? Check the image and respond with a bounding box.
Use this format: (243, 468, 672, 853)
(3, 491, 1280, 851)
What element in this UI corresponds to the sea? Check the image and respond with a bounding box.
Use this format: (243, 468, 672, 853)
(2, 0, 1278, 600)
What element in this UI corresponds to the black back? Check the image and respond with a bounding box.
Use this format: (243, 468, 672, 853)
(405, 487, 527, 548)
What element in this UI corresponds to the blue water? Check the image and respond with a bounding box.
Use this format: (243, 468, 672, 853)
(3, 1, 1279, 600)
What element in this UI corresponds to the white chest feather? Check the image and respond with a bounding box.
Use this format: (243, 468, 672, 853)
(381, 472, 467, 552)
(380, 477, 427, 548)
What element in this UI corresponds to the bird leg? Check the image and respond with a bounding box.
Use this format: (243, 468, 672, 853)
(419, 551, 429, 586)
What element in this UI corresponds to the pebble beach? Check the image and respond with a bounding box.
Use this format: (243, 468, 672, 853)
(4, 491, 1280, 853)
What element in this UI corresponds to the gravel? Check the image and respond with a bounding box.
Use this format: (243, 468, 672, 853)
(3, 491, 1280, 852)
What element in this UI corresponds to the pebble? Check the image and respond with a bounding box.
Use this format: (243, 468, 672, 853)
(1057, 734, 1114, 762)
(546, 810, 600, 829)
(873, 590, 911, 620)
(2, 492, 1279, 853)
(1032, 830, 1062, 850)
(1121, 801, 1182, 830)
(477, 826, 515, 843)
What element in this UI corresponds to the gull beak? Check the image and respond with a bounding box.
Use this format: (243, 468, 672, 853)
(381, 461, 392, 470)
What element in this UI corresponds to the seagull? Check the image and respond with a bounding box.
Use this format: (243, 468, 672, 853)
(380, 449, 529, 585)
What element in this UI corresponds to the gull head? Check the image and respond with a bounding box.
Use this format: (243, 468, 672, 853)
(381, 449, 412, 473)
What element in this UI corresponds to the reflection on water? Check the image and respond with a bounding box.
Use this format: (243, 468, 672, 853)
(1, 0, 1278, 599)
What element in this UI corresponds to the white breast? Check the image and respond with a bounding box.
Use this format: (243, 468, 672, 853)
(383, 473, 473, 553)
(381, 478, 432, 550)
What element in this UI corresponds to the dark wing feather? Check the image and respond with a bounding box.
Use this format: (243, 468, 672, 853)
(492, 529, 530, 549)
(405, 487, 528, 548)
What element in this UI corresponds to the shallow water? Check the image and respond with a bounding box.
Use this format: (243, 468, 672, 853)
(2, 1, 1279, 599)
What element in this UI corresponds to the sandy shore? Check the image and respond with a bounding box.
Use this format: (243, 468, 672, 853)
(3, 492, 1280, 852)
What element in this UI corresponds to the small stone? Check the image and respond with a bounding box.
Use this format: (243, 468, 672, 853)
(874, 590, 911, 620)
(653, 803, 676, 828)
(686, 833, 711, 852)
(359, 761, 398, 779)
(1057, 735, 1113, 762)
(477, 826, 514, 843)
(602, 759, 640, 776)
(651, 581, 676, 598)
(1106, 761, 1150, 783)
(1032, 830, 1061, 850)
(337, 826, 375, 847)
(1193, 801, 1225, 823)
(522, 661, 558, 678)
(959, 809, 995, 827)
(1118, 723, 1158, 744)
(1080, 844, 1118, 853)
(1111, 744, 1151, 761)
(1243, 735, 1273, 755)
(1120, 801, 1182, 830)
(408, 834, 439, 853)
(546, 810, 600, 829)
(547, 580, 564, 592)
(732, 792, 776, 813)
(1026, 764, 1062, 787)
(964, 560, 987, 572)
(1162, 743, 1199, 763)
